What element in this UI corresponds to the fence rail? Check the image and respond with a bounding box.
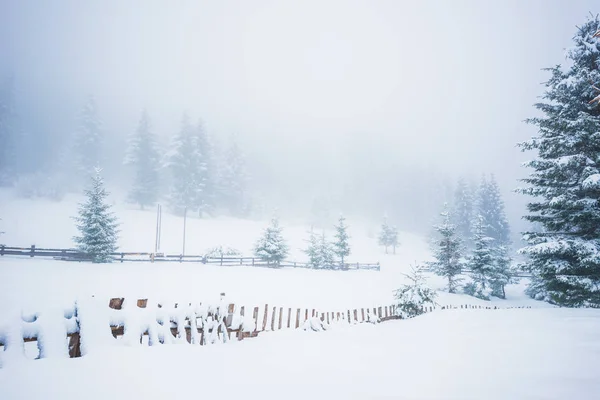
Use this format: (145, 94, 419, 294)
(0, 245, 381, 271)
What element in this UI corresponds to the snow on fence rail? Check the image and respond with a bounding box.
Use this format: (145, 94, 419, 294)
(0, 296, 532, 367)
(0, 245, 380, 270)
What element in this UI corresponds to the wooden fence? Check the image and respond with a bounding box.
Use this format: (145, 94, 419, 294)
(0, 245, 380, 271)
(0, 297, 532, 364)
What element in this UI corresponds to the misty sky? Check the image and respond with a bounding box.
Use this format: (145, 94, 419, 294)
(1, 0, 598, 231)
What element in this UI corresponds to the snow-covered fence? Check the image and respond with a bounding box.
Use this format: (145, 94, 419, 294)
(0, 297, 536, 367)
(0, 297, 401, 366)
(0, 245, 381, 271)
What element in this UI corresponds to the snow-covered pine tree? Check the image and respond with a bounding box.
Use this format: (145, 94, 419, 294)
(304, 228, 321, 268)
(0, 75, 17, 185)
(464, 214, 495, 300)
(517, 16, 600, 307)
(394, 265, 437, 318)
(378, 218, 392, 254)
(333, 214, 351, 265)
(220, 136, 248, 217)
(254, 217, 289, 265)
(318, 232, 336, 269)
(490, 244, 514, 299)
(194, 120, 215, 216)
(477, 174, 511, 246)
(165, 114, 206, 216)
(73, 168, 120, 263)
(428, 204, 463, 293)
(452, 178, 474, 248)
(124, 109, 160, 209)
(73, 96, 102, 180)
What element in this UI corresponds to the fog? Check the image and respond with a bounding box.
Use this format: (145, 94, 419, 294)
(1, 0, 597, 235)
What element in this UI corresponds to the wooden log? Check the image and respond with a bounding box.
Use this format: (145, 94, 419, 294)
(109, 298, 124, 309)
(270, 306, 276, 331)
(137, 299, 148, 308)
(226, 304, 235, 327)
(278, 307, 283, 330)
(68, 332, 81, 358)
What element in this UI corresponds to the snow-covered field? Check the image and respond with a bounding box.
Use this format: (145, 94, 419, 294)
(0, 189, 543, 317)
(1, 308, 599, 400)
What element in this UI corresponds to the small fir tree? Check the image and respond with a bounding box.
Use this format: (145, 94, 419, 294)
(378, 218, 393, 254)
(428, 204, 463, 293)
(318, 232, 336, 269)
(394, 265, 438, 318)
(254, 217, 289, 265)
(304, 228, 321, 268)
(333, 214, 351, 265)
(73, 168, 120, 263)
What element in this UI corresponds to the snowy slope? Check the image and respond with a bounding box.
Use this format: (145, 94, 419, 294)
(0, 308, 598, 400)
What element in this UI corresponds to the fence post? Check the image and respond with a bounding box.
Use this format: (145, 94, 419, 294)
(347, 310, 351, 322)
(120, 252, 124, 263)
(262, 304, 269, 331)
(304, 309, 308, 322)
(287, 308, 292, 328)
(30, 244, 36, 257)
(278, 307, 283, 330)
(221, 254, 223, 266)
(240, 257, 243, 265)
(270, 306, 276, 331)
(252, 258, 255, 266)
(295, 309, 301, 329)
(253, 307, 259, 332)
(353, 309, 358, 322)
(179, 254, 183, 263)
(0, 244, 4, 256)
(361, 308, 365, 322)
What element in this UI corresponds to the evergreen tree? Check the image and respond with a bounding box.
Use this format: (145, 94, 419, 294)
(220, 136, 248, 216)
(490, 245, 514, 299)
(378, 218, 392, 254)
(194, 120, 216, 215)
(464, 214, 495, 300)
(318, 232, 335, 269)
(333, 214, 351, 265)
(452, 178, 474, 248)
(73, 96, 102, 179)
(73, 168, 120, 263)
(428, 204, 463, 293)
(517, 16, 600, 307)
(394, 265, 437, 318)
(254, 217, 289, 265)
(124, 110, 160, 209)
(0, 75, 16, 185)
(165, 114, 206, 215)
(477, 174, 511, 246)
(304, 228, 321, 268)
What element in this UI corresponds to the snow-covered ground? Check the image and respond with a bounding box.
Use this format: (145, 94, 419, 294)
(1, 308, 599, 400)
(0, 188, 544, 321)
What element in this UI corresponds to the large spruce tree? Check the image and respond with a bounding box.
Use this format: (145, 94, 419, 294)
(518, 16, 600, 307)
(124, 109, 160, 209)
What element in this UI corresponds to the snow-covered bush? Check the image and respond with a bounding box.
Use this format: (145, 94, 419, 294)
(463, 279, 492, 301)
(394, 265, 437, 318)
(302, 317, 328, 332)
(204, 245, 242, 258)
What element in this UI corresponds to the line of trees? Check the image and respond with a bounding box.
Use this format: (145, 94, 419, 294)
(428, 174, 514, 300)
